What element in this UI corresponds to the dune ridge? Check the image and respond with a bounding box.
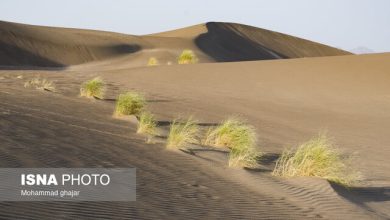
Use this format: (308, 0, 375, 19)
(0, 20, 351, 67)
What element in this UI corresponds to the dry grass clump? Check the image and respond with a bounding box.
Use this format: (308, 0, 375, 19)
(147, 57, 159, 66)
(205, 118, 260, 168)
(137, 111, 157, 135)
(272, 134, 358, 186)
(80, 77, 105, 99)
(208, 118, 257, 148)
(228, 148, 259, 168)
(166, 117, 199, 149)
(177, 49, 198, 64)
(114, 92, 146, 116)
(24, 78, 55, 92)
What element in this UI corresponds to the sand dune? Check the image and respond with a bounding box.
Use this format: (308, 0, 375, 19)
(0, 21, 143, 67)
(1, 21, 350, 68)
(0, 21, 389, 219)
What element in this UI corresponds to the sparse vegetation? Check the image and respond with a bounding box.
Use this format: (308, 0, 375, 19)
(24, 77, 55, 92)
(272, 134, 358, 186)
(147, 57, 159, 66)
(80, 77, 105, 99)
(137, 111, 157, 135)
(204, 118, 260, 168)
(167, 117, 199, 149)
(114, 92, 146, 116)
(177, 49, 198, 64)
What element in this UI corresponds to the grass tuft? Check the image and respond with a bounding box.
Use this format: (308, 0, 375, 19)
(114, 92, 146, 116)
(205, 118, 260, 168)
(80, 77, 105, 99)
(272, 134, 358, 186)
(167, 117, 199, 149)
(177, 49, 198, 64)
(147, 57, 159, 66)
(24, 77, 55, 92)
(137, 111, 157, 135)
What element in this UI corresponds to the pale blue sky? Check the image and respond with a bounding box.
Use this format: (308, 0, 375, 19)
(0, 0, 389, 52)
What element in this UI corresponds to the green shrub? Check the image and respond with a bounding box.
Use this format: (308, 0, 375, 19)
(80, 77, 105, 99)
(114, 92, 146, 116)
(167, 117, 199, 149)
(137, 111, 157, 135)
(272, 134, 358, 186)
(147, 57, 159, 66)
(177, 49, 198, 64)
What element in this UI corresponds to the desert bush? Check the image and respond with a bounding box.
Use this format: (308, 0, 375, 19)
(24, 77, 55, 92)
(80, 77, 105, 99)
(177, 49, 198, 64)
(167, 117, 199, 149)
(137, 111, 157, 135)
(147, 57, 159, 66)
(204, 118, 259, 168)
(114, 92, 146, 116)
(272, 134, 358, 186)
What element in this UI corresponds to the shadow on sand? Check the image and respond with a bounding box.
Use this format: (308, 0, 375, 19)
(332, 184, 390, 203)
(0, 42, 141, 70)
(195, 22, 287, 62)
(157, 121, 220, 127)
(0, 42, 67, 70)
(331, 183, 390, 218)
(96, 98, 172, 103)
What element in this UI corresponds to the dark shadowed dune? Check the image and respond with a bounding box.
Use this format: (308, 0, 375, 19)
(194, 22, 351, 62)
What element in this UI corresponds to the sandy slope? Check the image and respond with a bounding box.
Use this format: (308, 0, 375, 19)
(0, 21, 389, 219)
(73, 52, 389, 181)
(1, 52, 389, 219)
(92, 53, 390, 181)
(0, 70, 382, 219)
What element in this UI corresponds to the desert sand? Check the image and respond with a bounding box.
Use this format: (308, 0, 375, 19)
(0, 21, 389, 219)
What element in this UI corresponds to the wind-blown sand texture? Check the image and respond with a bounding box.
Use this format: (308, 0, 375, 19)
(0, 21, 389, 219)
